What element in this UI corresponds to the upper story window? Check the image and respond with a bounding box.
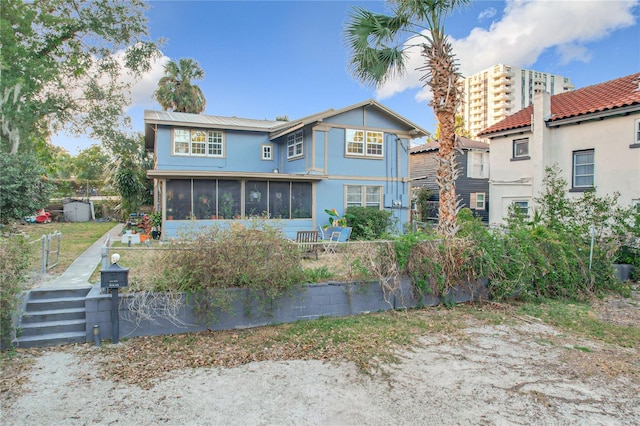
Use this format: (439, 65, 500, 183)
(346, 129, 384, 158)
(512, 138, 529, 160)
(173, 128, 224, 157)
(632, 119, 640, 148)
(573, 149, 594, 189)
(287, 130, 303, 159)
(467, 151, 489, 179)
(261, 144, 273, 160)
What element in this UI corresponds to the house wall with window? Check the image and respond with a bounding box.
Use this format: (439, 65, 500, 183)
(482, 76, 640, 226)
(409, 137, 490, 222)
(144, 100, 427, 239)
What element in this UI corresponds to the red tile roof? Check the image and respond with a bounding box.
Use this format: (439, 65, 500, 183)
(479, 72, 640, 136)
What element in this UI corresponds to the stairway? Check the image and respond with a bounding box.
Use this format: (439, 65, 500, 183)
(14, 286, 91, 348)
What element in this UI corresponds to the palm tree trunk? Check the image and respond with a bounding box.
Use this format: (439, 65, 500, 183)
(424, 39, 462, 237)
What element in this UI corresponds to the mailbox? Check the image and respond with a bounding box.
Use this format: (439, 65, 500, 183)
(101, 262, 129, 289)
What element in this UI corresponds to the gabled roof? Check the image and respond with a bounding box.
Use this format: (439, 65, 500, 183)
(410, 136, 489, 154)
(479, 72, 640, 137)
(269, 99, 429, 140)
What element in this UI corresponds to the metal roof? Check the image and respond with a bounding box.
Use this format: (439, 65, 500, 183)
(144, 110, 279, 132)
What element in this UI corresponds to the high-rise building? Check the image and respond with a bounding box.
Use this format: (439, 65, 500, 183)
(460, 64, 574, 138)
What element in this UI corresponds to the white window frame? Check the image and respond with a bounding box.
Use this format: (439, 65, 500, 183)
(513, 138, 529, 158)
(173, 129, 191, 155)
(261, 144, 273, 160)
(287, 130, 303, 159)
(512, 200, 529, 217)
(345, 129, 384, 158)
(467, 151, 489, 179)
(634, 119, 640, 146)
(173, 128, 224, 157)
(207, 131, 224, 157)
(470, 192, 486, 210)
(346, 185, 382, 208)
(345, 129, 364, 155)
(572, 149, 594, 188)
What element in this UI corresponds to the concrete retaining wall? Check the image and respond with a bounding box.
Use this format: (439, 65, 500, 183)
(85, 278, 489, 343)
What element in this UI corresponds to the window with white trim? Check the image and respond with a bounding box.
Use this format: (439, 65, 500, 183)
(261, 144, 273, 160)
(467, 151, 489, 178)
(346, 185, 382, 208)
(512, 200, 529, 217)
(345, 129, 384, 158)
(512, 138, 529, 159)
(174, 129, 190, 154)
(287, 130, 303, 159)
(634, 119, 640, 146)
(172, 128, 224, 157)
(573, 149, 594, 188)
(470, 192, 486, 210)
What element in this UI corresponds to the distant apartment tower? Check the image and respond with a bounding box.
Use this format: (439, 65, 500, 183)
(460, 64, 574, 138)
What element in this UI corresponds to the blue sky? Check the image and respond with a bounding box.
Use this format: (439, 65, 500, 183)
(55, 0, 640, 154)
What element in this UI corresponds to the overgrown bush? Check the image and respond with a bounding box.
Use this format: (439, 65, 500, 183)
(460, 166, 637, 301)
(0, 235, 32, 349)
(345, 206, 395, 240)
(128, 221, 305, 322)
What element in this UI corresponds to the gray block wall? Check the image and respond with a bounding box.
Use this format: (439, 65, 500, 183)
(85, 278, 489, 343)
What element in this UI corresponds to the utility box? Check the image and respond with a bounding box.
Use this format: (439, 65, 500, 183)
(100, 263, 129, 289)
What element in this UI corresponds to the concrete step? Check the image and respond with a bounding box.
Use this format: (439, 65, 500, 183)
(14, 331, 87, 349)
(19, 319, 87, 337)
(26, 296, 87, 312)
(28, 286, 91, 300)
(20, 307, 86, 324)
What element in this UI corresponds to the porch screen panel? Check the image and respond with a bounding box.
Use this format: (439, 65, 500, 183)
(245, 181, 268, 217)
(166, 179, 192, 220)
(218, 180, 241, 219)
(193, 180, 217, 219)
(291, 182, 312, 218)
(269, 181, 290, 219)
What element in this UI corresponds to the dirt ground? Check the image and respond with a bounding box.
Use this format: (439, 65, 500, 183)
(2, 291, 639, 425)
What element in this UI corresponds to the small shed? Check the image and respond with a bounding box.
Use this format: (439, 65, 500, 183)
(62, 199, 95, 222)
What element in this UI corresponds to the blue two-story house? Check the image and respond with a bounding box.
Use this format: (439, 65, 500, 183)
(144, 99, 428, 239)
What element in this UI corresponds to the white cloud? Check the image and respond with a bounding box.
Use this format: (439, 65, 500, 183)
(117, 51, 169, 110)
(478, 7, 497, 20)
(375, 0, 637, 102)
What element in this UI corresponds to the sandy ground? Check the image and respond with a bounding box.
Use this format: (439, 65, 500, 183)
(3, 316, 639, 426)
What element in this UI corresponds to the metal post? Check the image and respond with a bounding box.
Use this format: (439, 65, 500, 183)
(111, 288, 119, 344)
(589, 225, 595, 271)
(93, 325, 100, 347)
(41, 234, 47, 273)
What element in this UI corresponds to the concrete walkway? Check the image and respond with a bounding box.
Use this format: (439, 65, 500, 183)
(35, 223, 124, 289)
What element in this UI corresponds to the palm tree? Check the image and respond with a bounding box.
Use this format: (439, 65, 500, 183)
(154, 58, 206, 114)
(346, 0, 469, 237)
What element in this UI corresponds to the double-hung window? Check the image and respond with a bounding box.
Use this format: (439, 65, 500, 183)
(572, 149, 594, 189)
(470, 193, 486, 210)
(346, 129, 384, 158)
(207, 131, 224, 156)
(287, 130, 303, 159)
(633, 119, 640, 148)
(467, 151, 489, 178)
(346, 185, 382, 208)
(174, 129, 190, 155)
(512, 138, 529, 159)
(512, 200, 529, 217)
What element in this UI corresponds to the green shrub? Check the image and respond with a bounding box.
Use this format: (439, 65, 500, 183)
(0, 235, 32, 349)
(345, 206, 394, 240)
